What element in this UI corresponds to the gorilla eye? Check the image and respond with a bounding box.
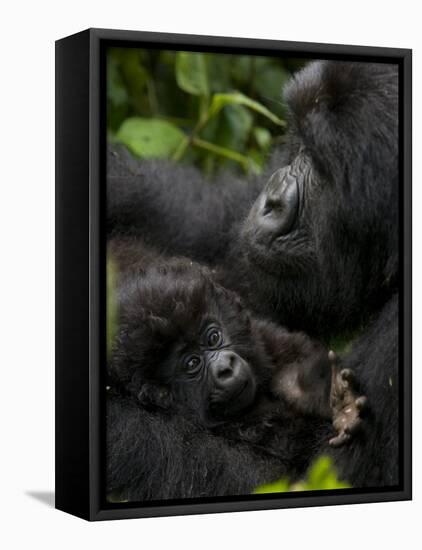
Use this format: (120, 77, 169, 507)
(207, 328, 222, 348)
(185, 355, 202, 373)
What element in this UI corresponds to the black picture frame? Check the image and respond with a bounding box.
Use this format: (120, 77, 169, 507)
(55, 28, 412, 521)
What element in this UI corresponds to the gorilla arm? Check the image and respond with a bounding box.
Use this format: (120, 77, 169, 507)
(328, 294, 400, 488)
(107, 145, 264, 264)
(254, 320, 368, 448)
(107, 392, 288, 501)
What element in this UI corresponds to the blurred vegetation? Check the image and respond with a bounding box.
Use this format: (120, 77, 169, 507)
(254, 456, 350, 494)
(107, 48, 306, 175)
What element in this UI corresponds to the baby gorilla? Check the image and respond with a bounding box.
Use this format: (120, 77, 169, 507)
(109, 258, 367, 447)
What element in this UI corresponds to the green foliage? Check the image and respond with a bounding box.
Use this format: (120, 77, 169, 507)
(116, 118, 185, 159)
(107, 47, 306, 174)
(208, 91, 285, 126)
(328, 324, 366, 356)
(254, 456, 351, 494)
(175, 52, 209, 97)
(253, 127, 272, 150)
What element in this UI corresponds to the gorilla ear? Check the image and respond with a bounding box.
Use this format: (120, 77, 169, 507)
(137, 383, 173, 411)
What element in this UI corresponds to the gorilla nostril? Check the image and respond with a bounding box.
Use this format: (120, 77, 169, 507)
(217, 365, 233, 380)
(213, 351, 238, 384)
(257, 167, 299, 236)
(263, 195, 284, 216)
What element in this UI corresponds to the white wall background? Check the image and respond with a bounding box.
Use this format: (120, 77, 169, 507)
(0, 1, 419, 548)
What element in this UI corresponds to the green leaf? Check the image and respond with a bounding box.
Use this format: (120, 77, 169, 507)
(192, 137, 251, 170)
(175, 52, 209, 97)
(209, 92, 285, 126)
(206, 53, 231, 92)
(308, 456, 334, 488)
(253, 127, 272, 150)
(230, 56, 254, 85)
(216, 104, 253, 152)
(116, 118, 185, 159)
(255, 64, 290, 106)
(253, 456, 351, 494)
(304, 456, 351, 491)
(254, 479, 290, 494)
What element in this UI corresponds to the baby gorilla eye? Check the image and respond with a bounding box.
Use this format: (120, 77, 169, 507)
(207, 328, 222, 348)
(185, 355, 202, 373)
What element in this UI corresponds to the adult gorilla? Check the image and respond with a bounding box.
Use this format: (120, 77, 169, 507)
(107, 61, 399, 492)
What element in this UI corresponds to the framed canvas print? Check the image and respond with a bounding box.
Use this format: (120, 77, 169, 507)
(55, 28, 412, 521)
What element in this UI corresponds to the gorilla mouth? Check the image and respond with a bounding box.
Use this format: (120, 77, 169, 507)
(231, 380, 249, 400)
(210, 379, 257, 419)
(210, 380, 248, 405)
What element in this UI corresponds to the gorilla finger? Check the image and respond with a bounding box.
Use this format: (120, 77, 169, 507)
(340, 368, 354, 382)
(355, 396, 368, 412)
(328, 350, 337, 364)
(329, 432, 351, 448)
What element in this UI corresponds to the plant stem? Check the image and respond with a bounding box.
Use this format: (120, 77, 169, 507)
(172, 111, 210, 162)
(192, 137, 250, 170)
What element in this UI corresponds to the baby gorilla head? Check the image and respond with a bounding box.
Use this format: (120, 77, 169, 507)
(109, 259, 268, 422)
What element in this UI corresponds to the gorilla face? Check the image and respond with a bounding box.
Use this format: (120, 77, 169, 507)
(169, 322, 257, 419)
(109, 259, 266, 423)
(238, 61, 399, 336)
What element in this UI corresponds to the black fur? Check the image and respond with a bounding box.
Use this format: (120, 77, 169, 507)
(107, 60, 400, 493)
(107, 394, 325, 501)
(234, 61, 398, 336)
(107, 257, 333, 501)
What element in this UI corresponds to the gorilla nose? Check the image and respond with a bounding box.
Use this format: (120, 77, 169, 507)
(212, 351, 240, 387)
(257, 167, 299, 236)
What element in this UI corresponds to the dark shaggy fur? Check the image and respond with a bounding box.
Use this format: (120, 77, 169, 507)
(107, 395, 325, 501)
(107, 257, 338, 501)
(107, 60, 400, 490)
